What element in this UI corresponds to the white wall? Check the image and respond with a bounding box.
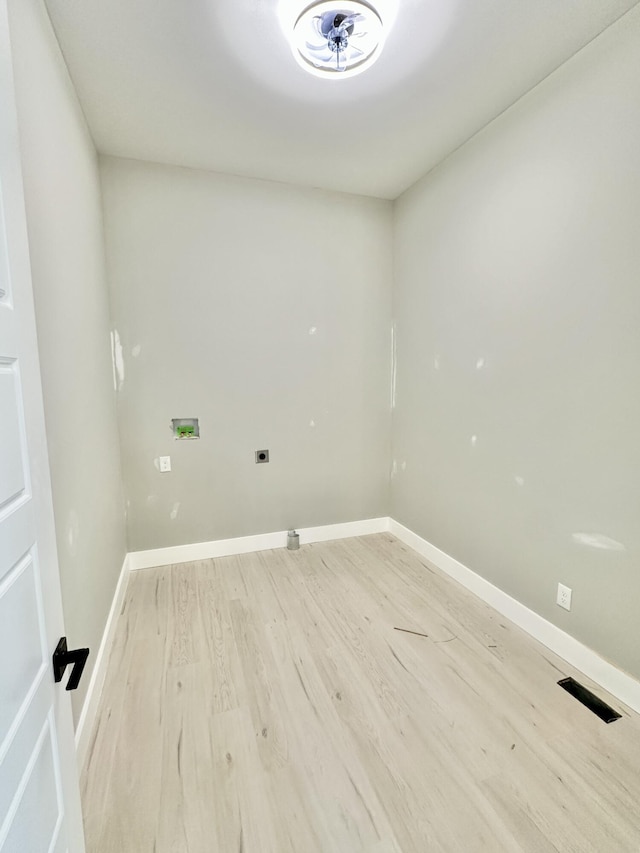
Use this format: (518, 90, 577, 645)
(392, 6, 640, 680)
(101, 157, 392, 551)
(8, 0, 127, 721)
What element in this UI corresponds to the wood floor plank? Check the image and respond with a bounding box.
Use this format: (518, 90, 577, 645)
(193, 560, 245, 714)
(82, 534, 640, 852)
(80, 570, 140, 829)
(84, 568, 169, 852)
(261, 610, 398, 851)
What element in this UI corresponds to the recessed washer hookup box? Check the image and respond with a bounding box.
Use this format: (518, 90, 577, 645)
(171, 418, 200, 439)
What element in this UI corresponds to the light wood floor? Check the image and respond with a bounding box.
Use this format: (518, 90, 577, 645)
(82, 534, 640, 852)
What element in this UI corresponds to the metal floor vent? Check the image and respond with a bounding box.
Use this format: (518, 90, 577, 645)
(558, 677, 622, 724)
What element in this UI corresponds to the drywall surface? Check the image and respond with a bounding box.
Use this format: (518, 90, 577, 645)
(101, 157, 392, 550)
(8, 0, 127, 720)
(392, 7, 640, 681)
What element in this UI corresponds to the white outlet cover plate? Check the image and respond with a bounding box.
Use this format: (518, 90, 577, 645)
(159, 456, 171, 473)
(557, 582, 572, 611)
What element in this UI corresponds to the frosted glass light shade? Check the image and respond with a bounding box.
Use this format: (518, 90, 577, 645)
(292, 1, 384, 79)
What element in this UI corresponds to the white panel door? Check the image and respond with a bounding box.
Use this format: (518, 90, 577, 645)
(0, 1, 86, 851)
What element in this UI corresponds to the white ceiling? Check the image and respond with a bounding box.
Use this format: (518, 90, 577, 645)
(44, 0, 638, 199)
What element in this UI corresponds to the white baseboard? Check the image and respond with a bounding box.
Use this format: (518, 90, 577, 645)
(128, 517, 390, 571)
(389, 519, 640, 716)
(74, 553, 130, 771)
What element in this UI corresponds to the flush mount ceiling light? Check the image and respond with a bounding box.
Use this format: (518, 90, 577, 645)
(292, 0, 384, 79)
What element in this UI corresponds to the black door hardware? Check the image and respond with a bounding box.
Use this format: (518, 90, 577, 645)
(53, 637, 90, 691)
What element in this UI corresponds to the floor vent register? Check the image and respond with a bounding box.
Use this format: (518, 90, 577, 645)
(558, 677, 622, 724)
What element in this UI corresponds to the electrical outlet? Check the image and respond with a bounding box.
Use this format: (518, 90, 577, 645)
(557, 582, 572, 611)
(159, 456, 171, 473)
